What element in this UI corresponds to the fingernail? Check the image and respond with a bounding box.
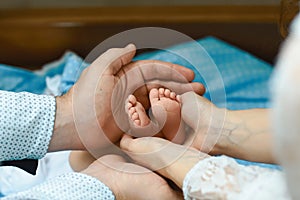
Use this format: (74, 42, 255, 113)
(126, 43, 135, 48)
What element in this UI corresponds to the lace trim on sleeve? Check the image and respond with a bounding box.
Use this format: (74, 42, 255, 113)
(183, 155, 290, 200)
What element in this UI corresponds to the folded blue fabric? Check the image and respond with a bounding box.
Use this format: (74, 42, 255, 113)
(58, 53, 88, 94)
(0, 64, 46, 94)
(0, 36, 276, 169)
(0, 52, 70, 94)
(235, 158, 281, 170)
(0, 37, 273, 111)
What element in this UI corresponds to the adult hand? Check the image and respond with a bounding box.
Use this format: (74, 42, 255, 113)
(48, 44, 205, 153)
(120, 134, 208, 188)
(81, 154, 182, 200)
(180, 92, 227, 155)
(181, 92, 276, 163)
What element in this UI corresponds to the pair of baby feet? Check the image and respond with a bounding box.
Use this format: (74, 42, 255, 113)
(126, 88, 185, 144)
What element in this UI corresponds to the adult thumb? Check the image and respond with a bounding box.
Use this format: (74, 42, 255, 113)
(92, 43, 136, 75)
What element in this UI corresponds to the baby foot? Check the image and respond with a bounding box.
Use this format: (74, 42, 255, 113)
(149, 88, 185, 144)
(126, 94, 150, 127)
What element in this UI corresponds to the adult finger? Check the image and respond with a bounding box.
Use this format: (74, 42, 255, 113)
(120, 134, 159, 153)
(120, 134, 204, 188)
(120, 135, 186, 168)
(145, 80, 205, 95)
(96, 154, 127, 166)
(132, 82, 205, 109)
(121, 60, 196, 83)
(95, 154, 182, 200)
(180, 92, 210, 130)
(91, 43, 136, 75)
(119, 134, 135, 152)
(120, 135, 161, 171)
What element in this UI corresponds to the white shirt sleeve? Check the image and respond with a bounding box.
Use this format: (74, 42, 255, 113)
(0, 90, 116, 199)
(3, 173, 115, 200)
(183, 155, 291, 200)
(0, 90, 55, 161)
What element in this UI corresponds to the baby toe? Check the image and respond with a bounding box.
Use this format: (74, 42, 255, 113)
(158, 88, 165, 98)
(128, 94, 137, 105)
(164, 89, 171, 97)
(170, 91, 176, 100)
(134, 120, 141, 126)
(132, 112, 139, 120)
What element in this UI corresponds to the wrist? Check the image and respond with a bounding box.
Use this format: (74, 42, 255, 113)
(48, 93, 84, 151)
(216, 109, 276, 163)
(209, 109, 239, 155)
(199, 107, 231, 156)
(166, 148, 208, 188)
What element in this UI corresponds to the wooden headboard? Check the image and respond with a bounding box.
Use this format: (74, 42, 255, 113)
(0, 5, 281, 69)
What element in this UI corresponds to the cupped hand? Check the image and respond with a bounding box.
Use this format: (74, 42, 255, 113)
(81, 154, 182, 200)
(180, 91, 227, 154)
(50, 44, 205, 154)
(120, 134, 209, 188)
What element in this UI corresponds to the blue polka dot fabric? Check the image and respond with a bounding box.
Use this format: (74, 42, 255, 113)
(0, 91, 55, 161)
(3, 173, 114, 200)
